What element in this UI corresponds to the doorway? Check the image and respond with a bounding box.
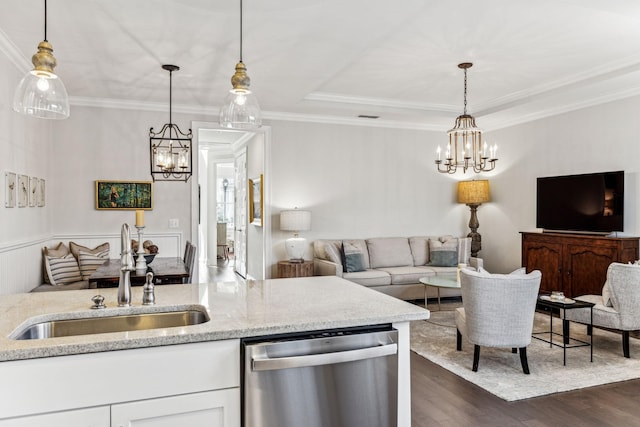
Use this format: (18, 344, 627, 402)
(191, 123, 270, 282)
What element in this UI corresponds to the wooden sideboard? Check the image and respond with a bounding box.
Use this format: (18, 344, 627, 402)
(521, 232, 639, 298)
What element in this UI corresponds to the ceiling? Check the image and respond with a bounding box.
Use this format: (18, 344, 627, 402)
(2, 0, 640, 131)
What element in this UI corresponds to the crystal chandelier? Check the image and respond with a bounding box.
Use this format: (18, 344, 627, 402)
(436, 63, 497, 174)
(219, 0, 262, 129)
(13, 0, 70, 119)
(149, 65, 192, 182)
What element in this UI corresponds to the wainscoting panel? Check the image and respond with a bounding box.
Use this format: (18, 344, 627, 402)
(0, 232, 183, 295)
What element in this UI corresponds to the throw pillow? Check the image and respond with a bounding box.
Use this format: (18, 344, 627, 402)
(457, 237, 472, 264)
(78, 249, 109, 280)
(602, 280, 613, 307)
(323, 242, 342, 265)
(42, 242, 70, 284)
(69, 242, 110, 262)
(45, 253, 82, 286)
(427, 238, 459, 267)
(341, 241, 366, 273)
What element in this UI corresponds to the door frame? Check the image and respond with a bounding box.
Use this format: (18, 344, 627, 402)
(191, 121, 272, 281)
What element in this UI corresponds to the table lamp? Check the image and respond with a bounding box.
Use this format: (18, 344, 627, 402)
(457, 180, 490, 257)
(280, 208, 311, 263)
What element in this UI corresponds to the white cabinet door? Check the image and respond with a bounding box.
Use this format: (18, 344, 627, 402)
(111, 388, 240, 427)
(0, 406, 110, 427)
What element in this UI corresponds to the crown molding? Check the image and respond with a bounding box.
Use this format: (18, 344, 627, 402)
(304, 92, 458, 113)
(0, 27, 31, 73)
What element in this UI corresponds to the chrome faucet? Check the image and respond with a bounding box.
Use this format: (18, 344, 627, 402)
(118, 223, 135, 307)
(142, 272, 155, 305)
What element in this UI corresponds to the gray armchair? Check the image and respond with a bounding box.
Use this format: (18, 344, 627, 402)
(564, 262, 640, 358)
(455, 269, 542, 374)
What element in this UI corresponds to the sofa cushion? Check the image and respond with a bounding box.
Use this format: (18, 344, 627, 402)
(344, 269, 391, 287)
(409, 236, 435, 266)
(341, 241, 367, 273)
(44, 253, 83, 286)
(70, 241, 110, 261)
(78, 249, 109, 280)
(367, 237, 413, 269)
(42, 242, 70, 284)
(323, 242, 342, 265)
(376, 266, 432, 285)
(418, 265, 458, 276)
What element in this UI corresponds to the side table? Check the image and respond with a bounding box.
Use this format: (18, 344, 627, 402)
(277, 260, 314, 278)
(533, 295, 594, 365)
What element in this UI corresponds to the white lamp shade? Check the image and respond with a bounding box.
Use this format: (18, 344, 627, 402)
(280, 209, 311, 232)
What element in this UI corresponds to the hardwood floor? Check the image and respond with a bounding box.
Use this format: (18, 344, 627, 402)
(207, 262, 640, 426)
(411, 351, 640, 426)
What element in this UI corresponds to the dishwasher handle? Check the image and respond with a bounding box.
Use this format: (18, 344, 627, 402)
(252, 342, 397, 372)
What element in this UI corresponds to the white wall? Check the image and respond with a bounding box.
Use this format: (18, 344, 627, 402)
(481, 96, 640, 273)
(266, 121, 471, 276)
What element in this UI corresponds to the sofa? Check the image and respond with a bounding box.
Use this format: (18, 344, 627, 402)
(313, 236, 483, 301)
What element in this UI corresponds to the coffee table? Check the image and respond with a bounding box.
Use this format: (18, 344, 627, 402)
(419, 276, 460, 311)
(533, 295, 594, 366)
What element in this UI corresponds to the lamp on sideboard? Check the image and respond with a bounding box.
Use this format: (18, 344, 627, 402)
(458, 180, 490, 257)
(280, 208, 311, 263)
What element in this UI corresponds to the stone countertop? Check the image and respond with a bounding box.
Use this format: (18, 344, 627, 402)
(0, 276, 429, 362)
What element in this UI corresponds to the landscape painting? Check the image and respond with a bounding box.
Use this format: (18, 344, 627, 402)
(95, 181, 153, 210)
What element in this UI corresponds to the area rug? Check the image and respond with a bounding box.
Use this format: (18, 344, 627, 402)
(410, 308, 640, 401)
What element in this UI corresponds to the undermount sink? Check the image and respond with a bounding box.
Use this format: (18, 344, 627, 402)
(10, 308, 210, 340)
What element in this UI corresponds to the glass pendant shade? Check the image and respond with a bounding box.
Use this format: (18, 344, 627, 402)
(13, 41, 70, 120)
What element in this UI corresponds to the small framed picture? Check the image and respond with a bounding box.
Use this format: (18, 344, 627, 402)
(37, 178, 45, 207)
(17, 174, 28, 208)
(249, 174, 263, 226)
(5, 172, 16, 208)
(29, 176, 38, 207)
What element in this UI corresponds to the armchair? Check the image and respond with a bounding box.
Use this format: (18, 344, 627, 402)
(564, 262, 640, 358)
(455, 269, 542, 374)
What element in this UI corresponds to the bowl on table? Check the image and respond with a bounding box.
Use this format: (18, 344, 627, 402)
(143, 253, 157, 264)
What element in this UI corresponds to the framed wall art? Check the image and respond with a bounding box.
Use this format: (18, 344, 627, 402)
(17, 174, 28, 208)
(249, 174, 263, 226)
(29, 176, 37, 207)
(4, 172, 15, 208)
(95, 180, 153, 210)
(37, 178, 45, 207)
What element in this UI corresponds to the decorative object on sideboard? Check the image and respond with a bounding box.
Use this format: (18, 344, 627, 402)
(249, 174, 263, 226)
(13, 0, 70, 120)
(280, 208, 312, 262)
(95, 181, 152, 210)
(458, 179, 490, 257)
(5, 172, 16, 208)
(436, 63, 497, 174)
(219, 0, 262, 129)
(149, 65, 192, 182)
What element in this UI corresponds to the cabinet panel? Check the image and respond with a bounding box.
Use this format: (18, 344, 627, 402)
(0, 406, 109, 427)
(566, 244, 616, 297)
(522, 240, 563, 295)
(111, 389, 240, 427)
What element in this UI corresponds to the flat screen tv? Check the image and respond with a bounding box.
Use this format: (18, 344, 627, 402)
(536, 171, 624, 233)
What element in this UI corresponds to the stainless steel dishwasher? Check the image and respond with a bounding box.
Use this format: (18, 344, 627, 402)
(242, 325, 398, 427)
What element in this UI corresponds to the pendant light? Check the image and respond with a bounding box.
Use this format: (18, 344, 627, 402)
(13, 0, 70, 119)
(149, 65, 193, 182)
(219, 0, 262, 129)
(435, 63, 496, 174)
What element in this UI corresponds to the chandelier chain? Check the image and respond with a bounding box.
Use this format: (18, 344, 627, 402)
(463, 67, 467, 115)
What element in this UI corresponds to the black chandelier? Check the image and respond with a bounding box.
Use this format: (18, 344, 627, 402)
(150, 65, 192, 182)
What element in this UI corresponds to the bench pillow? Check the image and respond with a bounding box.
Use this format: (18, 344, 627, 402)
(78, 249, 109, 280)
(45, 253, 82, 286)
(42, 242, 70, 284)
(70, 241, 110, 261)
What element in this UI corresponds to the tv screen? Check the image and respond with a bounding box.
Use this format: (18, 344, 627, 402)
(536, 171, 624, 233)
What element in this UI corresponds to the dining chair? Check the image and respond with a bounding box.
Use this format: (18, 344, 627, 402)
(184, 243, 196, 283)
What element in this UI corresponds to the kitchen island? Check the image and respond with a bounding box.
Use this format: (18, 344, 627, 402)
(0, 276, 429, 426)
